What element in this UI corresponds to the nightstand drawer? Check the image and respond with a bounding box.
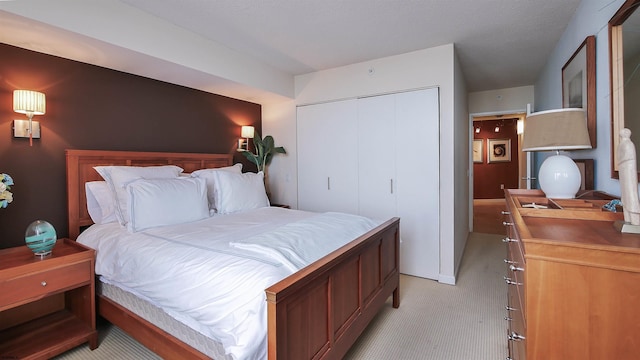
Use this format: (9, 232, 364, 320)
(0, 261, 91, 307)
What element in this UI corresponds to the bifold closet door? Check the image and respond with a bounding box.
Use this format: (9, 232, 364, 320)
(357, 94, 397, 221)
(297, 88, 440, 280)
(357, 88, 440, 279)
(395, 88, 440, 280)
(297, 99, 359, 214)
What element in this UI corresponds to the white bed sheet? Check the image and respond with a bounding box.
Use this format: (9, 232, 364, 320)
(77, 207, 381, 360)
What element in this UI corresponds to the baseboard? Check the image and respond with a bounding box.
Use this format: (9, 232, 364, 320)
(438, 274, 456, 285)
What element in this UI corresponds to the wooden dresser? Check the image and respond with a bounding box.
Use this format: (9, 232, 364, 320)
(503, 189, 640, 360)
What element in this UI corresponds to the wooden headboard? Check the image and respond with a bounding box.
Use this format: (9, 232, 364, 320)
(66, 149, 233, 239)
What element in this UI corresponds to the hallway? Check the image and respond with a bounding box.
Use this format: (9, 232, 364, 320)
(473, 199, 507, 235)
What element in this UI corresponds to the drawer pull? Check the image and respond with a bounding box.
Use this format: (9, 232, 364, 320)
(41, 281, 47, 287)
(501, 211, 510, 215)
(509, 264, 524, 272)
(504, 276, 522, 286)
(503, 221, 514, 226)
(508, 331, 526, 341)
(503, 259, 516, 265)
(505, 305, 518, 312)
(502, 237, 517, 243)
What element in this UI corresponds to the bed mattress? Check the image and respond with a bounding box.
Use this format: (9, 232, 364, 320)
(98, 280, 231, 359)
(78, 207, 381, 359)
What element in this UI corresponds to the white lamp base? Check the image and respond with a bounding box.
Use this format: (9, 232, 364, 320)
(538, 153, 581, 199)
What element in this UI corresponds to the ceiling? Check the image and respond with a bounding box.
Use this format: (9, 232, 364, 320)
(0, 0, 582, 104)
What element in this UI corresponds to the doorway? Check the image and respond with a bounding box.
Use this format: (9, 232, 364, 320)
(469, 111, 527, 234)
(472, 114, 525, 199)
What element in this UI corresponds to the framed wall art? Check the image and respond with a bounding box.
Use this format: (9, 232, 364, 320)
(562, 35, 596, 148)
(574, 158, 594, 190)
(488, 138, 511, 163)
(473, 139, 483, 163)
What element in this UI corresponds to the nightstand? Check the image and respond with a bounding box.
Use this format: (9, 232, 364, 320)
(0, 239, 97, 358)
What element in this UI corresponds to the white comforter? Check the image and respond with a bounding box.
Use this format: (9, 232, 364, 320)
(77, 207, 381, 360)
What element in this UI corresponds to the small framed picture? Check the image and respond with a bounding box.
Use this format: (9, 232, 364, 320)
(488, 139, 511, 163)
(573, 159, 594, 190)
(473, 139, 483, 163)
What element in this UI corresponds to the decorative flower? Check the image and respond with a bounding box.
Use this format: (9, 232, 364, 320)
(0, 173, 14, 208)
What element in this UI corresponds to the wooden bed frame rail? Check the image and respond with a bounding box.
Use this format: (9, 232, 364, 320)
(66, 149, 400, 360)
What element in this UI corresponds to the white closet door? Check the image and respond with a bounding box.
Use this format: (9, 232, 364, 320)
(297, 99, 359, 214)
(357, 94, 397, 220)
(395, 88, 440, 279)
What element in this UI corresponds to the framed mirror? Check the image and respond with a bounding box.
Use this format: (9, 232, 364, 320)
(610, 0, 640, 178)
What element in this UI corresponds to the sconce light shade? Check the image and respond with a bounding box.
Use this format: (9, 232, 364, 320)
(523, 108, 591, 199)
(13, 90, 46, 146)
(13, 90, 46, 115)
(241, 126, 255, 139)
(237, 126, 255, 152)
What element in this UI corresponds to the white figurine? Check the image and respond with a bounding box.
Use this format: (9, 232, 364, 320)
(617, 128, 640, 226)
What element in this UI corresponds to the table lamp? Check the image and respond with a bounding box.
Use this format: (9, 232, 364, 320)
(522, 108, 591, 199)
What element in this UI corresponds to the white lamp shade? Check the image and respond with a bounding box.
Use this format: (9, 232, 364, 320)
(538, 153, 582, 199)
(241, 126, 255, 139)
(13, 90, 46, 115)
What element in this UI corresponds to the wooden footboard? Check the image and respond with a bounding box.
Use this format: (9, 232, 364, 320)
(266, 217, 400, 360)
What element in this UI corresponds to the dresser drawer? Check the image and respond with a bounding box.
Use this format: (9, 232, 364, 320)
(507, 282, 526, 360)
(507, 243, 526, 318)
(0, 261, 91, 308)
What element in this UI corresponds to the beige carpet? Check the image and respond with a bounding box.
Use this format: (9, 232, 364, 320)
(55, 232, 507, 360)
(345, 232, 507, 359)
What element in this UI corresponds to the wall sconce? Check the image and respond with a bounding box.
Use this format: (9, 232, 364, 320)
(494, 124, 500, 132)
(13, 90, 46, 146)
(237, 125, 255, 152)
(517, 119, 524, 135)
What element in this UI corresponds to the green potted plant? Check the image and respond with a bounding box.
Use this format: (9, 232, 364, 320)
(241, 132, 286, 193)
(241, 131, 286, 172)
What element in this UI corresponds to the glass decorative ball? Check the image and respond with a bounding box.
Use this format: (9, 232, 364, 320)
(25, 220, 57, 257)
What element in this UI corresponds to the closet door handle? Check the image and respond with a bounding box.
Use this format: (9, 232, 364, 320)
(327, 177, 331, 190)
(390, 179, 394, 194)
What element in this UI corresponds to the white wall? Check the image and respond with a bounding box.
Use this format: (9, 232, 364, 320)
(261, 99, 297, 209)
(264, 44, 468, 284)
(0, 0, 294, 104)
(450, 50, 469, 284)
(534, 0, 627, 195)
(469, 86, 534, 114)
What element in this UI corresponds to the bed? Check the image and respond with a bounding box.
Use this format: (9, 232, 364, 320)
(66, 149, 400, 359)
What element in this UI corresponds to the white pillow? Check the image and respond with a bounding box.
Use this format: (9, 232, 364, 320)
(85, 181, 117, 224)
(191, 163, 243, 210)
(212, 171, 270, 214)
(126, 177, 209, 232)
(94, 165, 184, 227)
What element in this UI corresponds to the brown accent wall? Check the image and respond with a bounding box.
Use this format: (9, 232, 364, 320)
(473, 119, 519, 199)
(0, 43, 261, 248)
